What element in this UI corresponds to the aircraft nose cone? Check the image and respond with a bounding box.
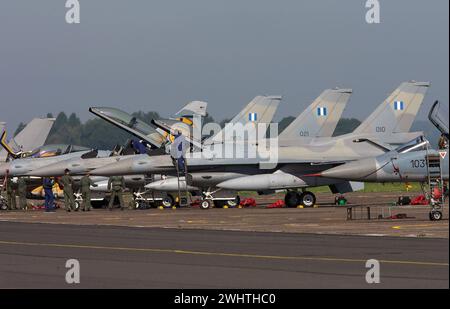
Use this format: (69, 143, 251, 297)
(91, 180, 108, 192)
(145, 182, 160, 190)
(320, 158, 378, 180)
(91, 159, 134, 176)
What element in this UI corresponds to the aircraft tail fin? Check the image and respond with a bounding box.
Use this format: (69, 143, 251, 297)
(228, 95, 281, 126)
(204, 95, 281, 144)
(279, 88, 352, 141)
(13, 118, 55, 152)
(174, 101, 208, 118)
(354, 81, 430, 135)
(0, 118, 55, 159)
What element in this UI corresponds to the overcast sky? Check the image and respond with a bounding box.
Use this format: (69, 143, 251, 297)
(0, 0, 448, 132)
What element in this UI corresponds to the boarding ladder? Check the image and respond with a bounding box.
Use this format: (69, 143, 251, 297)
(425, 146, 446, 220)
(174, 157, 190, 207)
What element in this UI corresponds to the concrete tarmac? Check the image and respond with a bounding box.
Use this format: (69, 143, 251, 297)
(0, 222, 448, 289)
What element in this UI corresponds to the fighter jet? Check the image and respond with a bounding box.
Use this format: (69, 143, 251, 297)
(92, 81, 430, 208)
(319, 100, 448, 180)
(216, 81, 430, 206)
(318, 101, 448, 220)
(0, 117, 55, 161)
(318, 135, 448, 182)
(26, 101, 211, 178)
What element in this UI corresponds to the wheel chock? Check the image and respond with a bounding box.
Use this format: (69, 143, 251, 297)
(297, 205, 304, 209)
(223, 206, 229, 209)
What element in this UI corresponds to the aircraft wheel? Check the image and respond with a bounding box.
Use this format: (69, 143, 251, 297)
(162, 195, 175, 208)
(285, 191, 300, 208)
(200, 199, 212, 210)
(430, 211, 442, 221)
(300, 191, 316, 208)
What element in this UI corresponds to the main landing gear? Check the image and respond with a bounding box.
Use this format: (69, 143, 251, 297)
(285, 191, 316, 208)
(429, 210, 443, 221)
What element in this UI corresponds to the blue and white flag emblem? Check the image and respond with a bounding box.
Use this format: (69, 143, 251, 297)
(248, 112, 257, 122)
(317, 107, 327, 116)
(394, 101, 404, 111)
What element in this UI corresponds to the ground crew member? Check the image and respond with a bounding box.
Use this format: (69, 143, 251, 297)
(108, 175, 126, 210)
(61, 169, 75, 212)
(3, 170, 16, 210)
(43, 177, 55, 212)
(80, 172, 97, 211)
(17, 177, 28, 210)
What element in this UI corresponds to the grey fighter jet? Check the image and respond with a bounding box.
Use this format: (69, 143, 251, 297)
(318, 136, 448, 182)
(319, 100, 449, 182)
(25, 100, 211, 178)
(318, 101, 448, 220)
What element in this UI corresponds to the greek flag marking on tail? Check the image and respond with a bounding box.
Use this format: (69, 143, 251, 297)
(317, 107, 327, 116)
(394, 101, 405, 111)
(248, 112, 257, 122)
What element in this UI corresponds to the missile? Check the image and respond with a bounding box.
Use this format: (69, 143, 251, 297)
(91, 175, 147, 192)
(145, 177, 199, 191)
(217, 172, 307, 191)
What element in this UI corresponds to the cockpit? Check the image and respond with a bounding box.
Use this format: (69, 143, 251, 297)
(90, 107, 156, 136)
(26, 144, 91, 158)
(395, 136, 430, 154)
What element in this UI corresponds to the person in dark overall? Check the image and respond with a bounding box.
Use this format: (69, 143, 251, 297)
(43, 177, 55, 212)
